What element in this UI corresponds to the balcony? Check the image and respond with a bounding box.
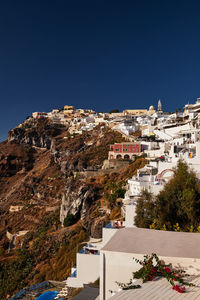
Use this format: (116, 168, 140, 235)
(105, 221, 124, 229)
(79, 244, 100, 255)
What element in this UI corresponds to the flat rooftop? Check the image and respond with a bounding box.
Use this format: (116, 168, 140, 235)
(101, 228, 200, 259)
(108, 276, 200, 300)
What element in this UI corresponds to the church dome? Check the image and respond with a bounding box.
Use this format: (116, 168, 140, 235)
(149, 105, 155, 111)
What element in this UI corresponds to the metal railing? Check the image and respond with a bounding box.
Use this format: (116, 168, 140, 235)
(9, 281, 50, 299)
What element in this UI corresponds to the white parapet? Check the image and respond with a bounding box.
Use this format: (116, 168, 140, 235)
(67, 252, 100, 288)
(102, 228, 117, 246)
(124, 204, 137, 228)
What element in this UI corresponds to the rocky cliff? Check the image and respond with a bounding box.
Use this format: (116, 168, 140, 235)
(0, 117, 145, 299)
(8, 118, 63, 149)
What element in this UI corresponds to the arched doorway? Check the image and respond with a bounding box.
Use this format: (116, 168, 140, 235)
(124, 154, 130, 160)
(116, 154, 122, 159)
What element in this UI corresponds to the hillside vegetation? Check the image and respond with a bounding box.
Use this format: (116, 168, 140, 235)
(0, 118, 145, 299)
(135, 160, 200, 232)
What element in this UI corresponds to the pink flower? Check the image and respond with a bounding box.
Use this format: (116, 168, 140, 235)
(148, 276, 153, 281)
(164, 267, 171, 274)
(172, 285, 186, 293)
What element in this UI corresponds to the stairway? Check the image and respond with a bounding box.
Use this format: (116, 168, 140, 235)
(54, 284, 68, 299)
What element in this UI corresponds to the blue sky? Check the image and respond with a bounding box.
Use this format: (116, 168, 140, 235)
(1, 0, 200, 141)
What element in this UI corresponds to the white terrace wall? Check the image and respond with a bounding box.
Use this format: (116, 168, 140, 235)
(100, 251, 200, 300)
(102, 228, 117, 246)
(67, 229, 117, 288)
(67, 253, 100, 288)
(124, 204, 136, 228)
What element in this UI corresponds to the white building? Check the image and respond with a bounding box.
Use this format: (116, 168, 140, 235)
(115, 119, 139, 136)
(100, 228, 200, 300)
(66, 241, 101, 288)
(149, 141, 200, 179)
(47, 109, 69, 125)
(124, 165, 165, 204)
(183, 98, 200, 119)
(32, 112, 48, 118)
(66, 225, 123, 288)
(66, 204, 137, 289)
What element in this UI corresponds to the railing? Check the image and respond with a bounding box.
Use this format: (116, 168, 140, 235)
(105, 222, 112, 228)
(9, 281, 50, 299)
(15, 289, 26, 299)
(105, 221, 124, 229)
(9, 288, 25, 299)
(79, 246, 100, 255)
(28, 280, 50, 291)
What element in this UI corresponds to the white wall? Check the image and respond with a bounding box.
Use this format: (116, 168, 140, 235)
(154, 130, 172, 140)
(67, 228, 117, 288)
(150, 184, 163, 195)
(156, 161, 177, 174)
(100, 251, 200, 300)
(102, 228, 117, 246)
(67, 253, 100, 287)
(124, 204, 136, 227)
(100, 252, 142, 300)
(164, 123, 191, 138)
(144, 148, 164, 158)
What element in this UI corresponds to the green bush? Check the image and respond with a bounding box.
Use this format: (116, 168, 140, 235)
(135, 160, 200, 231)
(63, 213, 79, 227)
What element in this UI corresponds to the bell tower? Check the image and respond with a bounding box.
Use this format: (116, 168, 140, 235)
(158, 99, 162, 112)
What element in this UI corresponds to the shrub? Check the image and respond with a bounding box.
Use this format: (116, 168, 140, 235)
(63, 213, 79, 227)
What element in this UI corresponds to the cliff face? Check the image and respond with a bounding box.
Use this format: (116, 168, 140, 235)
(1, 119, 124, 235)
(0, 117, 142, 299)
(60, 179, 106, 237)
(8, 118, 63, 149)
(0, 141, 35, 177)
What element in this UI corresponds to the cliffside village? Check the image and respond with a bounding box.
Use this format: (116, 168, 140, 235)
(33, 98, 200, 206)
(10, 99, 200, 299)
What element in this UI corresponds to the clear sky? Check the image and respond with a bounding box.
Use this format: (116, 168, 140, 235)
(1, 0, 200, 141)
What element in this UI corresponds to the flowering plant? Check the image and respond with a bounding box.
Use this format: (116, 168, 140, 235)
(117, 253, 194, 293)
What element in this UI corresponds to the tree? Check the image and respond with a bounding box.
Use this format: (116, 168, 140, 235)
(154, 160, 200, 230)
(109, 109, 119, 114)
(135, 160, 200, 231)
(63, 212, 79, 227)
(135, 190, 155, 228)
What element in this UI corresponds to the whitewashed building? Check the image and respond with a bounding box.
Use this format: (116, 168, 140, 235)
(100, 228, 200, 300)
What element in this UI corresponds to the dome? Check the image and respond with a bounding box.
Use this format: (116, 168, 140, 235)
(149, 105, 155, 111)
